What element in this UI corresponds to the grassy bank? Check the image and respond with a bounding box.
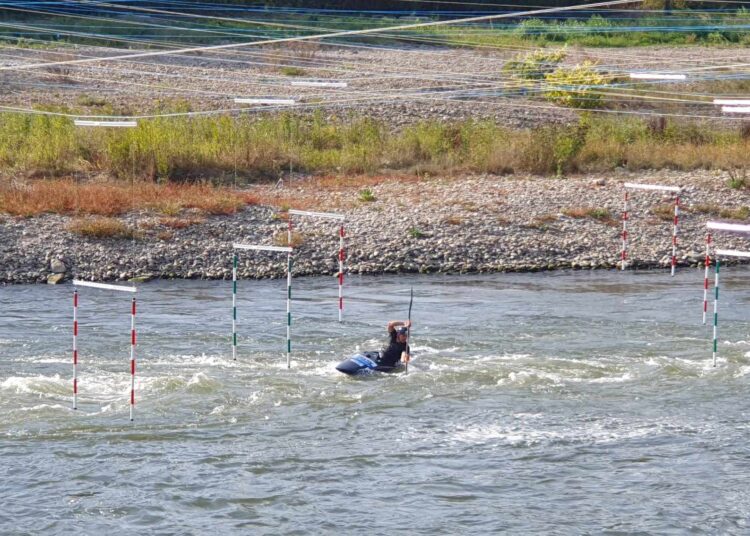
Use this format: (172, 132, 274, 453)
(1, 112, 750, 186)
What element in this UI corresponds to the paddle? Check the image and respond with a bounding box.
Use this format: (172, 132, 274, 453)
(404, 286, 413, 374)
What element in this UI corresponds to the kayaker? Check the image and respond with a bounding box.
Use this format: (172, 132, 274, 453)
(378, 320, 412, 368)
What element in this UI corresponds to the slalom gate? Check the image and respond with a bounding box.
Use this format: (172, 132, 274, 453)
(72, 280, 138, 420)
(232, 244, 293, 367)
(71, 119, 139, 419)
(704, 222, 750, 367)
(621, 182, 681, 275)
(288, 209, 346, 322)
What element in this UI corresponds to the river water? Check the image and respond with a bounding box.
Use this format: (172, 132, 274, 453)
(2, 270, 750, 534)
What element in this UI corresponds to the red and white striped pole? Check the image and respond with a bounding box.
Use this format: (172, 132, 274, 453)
(73, 289, 78, 410)
(703, 232, 712, 325)
(73, 280, 138, 419)
(130, 297, 136, 421)
(671, 196, 680, 276)
(621, 190, 629, 270)
(338, 224, 345, 322)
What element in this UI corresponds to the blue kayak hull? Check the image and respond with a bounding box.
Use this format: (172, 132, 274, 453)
(335, 352, 404, 376)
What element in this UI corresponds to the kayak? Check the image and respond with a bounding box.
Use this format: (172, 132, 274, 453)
(335, 351, 405, 376)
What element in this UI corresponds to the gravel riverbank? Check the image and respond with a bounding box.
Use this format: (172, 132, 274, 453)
(2, 44, 744, 128)
(3, 169, 750, 284)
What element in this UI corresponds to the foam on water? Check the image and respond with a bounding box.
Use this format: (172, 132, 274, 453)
(1, 373, 69, 396)
(147, 353, 237, 368)
(449, 418, 674, 448)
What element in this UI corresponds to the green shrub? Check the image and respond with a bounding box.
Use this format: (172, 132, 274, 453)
(553, 121, 589, 176)
(544, 61, 608, 109)
(727, 168, 748, 189)
(503, 48, 566, 81)
(409, 227, 426, 239)
(514, 18, 548, 38)
(280, 66, 306, 77)
(358, 188, 376, 202)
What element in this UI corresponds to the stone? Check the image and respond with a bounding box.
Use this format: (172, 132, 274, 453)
(50, 259, 66, 274)
(47, 273, 65, 285)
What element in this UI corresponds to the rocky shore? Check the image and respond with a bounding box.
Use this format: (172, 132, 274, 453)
(3, 169, 750, 284)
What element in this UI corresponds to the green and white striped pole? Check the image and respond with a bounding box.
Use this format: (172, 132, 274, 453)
(704, 223, 750, 367)
(711, 247, 750, 366)
(287, 218, 293, 369)
(232, 253, 237, 361)
(287, 253, 292, 368)
(712, 258, 720, 368)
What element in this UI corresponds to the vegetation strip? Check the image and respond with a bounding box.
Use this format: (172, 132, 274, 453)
(2, 114, 750, 195)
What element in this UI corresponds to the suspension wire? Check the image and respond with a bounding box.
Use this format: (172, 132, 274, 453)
(1, 34, 744, 118)
(0, 0, 655, 73)
(2, 4, 748, 100)
(1, 2, 749, 122)
(2, 21, 748, 113)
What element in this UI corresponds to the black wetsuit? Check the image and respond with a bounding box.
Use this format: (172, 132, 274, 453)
(378, 330, 410, 368)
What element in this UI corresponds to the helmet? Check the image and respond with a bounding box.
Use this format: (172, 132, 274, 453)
(395, 326, 408, 336)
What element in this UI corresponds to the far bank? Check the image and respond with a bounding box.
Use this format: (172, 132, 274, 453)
(3, 170, 750, 284)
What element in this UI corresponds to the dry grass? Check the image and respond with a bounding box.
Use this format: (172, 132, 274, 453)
(720, 206, 750, 220)
(158, 216, 206, 229)
(688, 203, 722, 216)
(443, 215, 464, 225)
(0, 180, 259, 217)
(67, 217, 137, 239)
(457, 200, 480, 212)
(526, 213, 558, 229)
(562, 206, 616, 225)
(535, 213, 558, 224)
(688, 203, 750, 220)
(273, 230, 305, 248)
(650, 203, 676, 222)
